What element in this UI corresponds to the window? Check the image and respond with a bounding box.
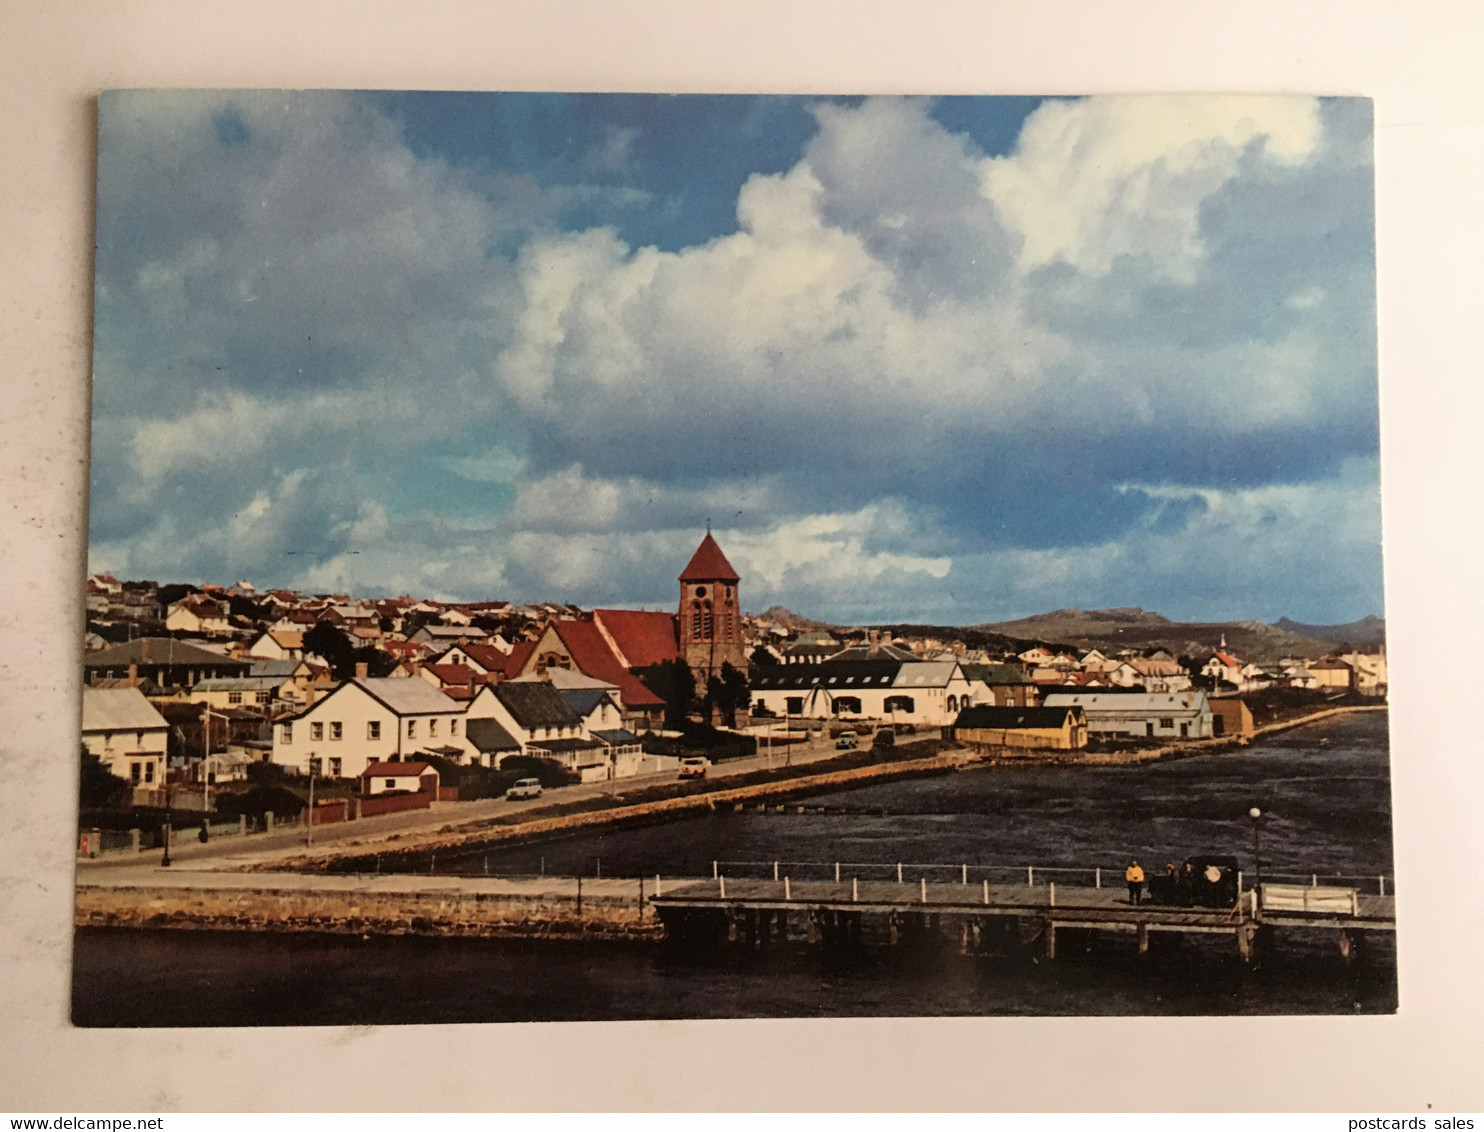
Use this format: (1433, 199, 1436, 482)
(702, 602, 713, 639)
(311, 722, 324, 741)
(330, 721, 342, 741)
(429, 719, 439, 737)
(947, 695, 958, 713)
(691, 602, 703, 641)
(130, 762, 141, 782)
(367, 720, 381, 740)
(450, 719, 459, 736)
(228, 692, 243, 705)
(785, 697, 804, 714)
(329, 757, 341, 777)
(143, 762, 154, 783)
(408, 719, 417, 738)
(1159, 718, 1174, 729)
(256, 691, 271, 704)
(282, 722, 293, 744)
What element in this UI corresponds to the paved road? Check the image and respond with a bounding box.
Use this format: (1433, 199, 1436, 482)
(76, 731, 931, 873)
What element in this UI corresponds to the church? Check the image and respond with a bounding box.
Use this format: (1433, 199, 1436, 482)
(490, 531, 747, 723)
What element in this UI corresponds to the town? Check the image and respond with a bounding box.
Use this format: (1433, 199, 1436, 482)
(78, 532, 1388, 847)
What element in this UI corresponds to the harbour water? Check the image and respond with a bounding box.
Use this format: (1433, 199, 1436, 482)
(71, 713, 1396, 1025)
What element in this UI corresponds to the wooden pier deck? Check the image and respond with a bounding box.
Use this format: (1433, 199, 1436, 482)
(649, 877, 1396, 960)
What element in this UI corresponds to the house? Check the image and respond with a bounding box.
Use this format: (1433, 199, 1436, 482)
(1043, 690, 1215, 740)
(84, 637, 252, 690)
(1018, 646, 1056, 667)
(1340, 650, 1387, 697)
(1110, 657, 1192, 693)
(187, 676, 283, 711)
(506, 618, 667, 730)
(1306, 656, 1354, 691)
(749, 659, 974, 727)
(953, 704, 1088, 752)
(270, 677, 473, 778)
(81, 686, 169, 800)
(165, 595, 233, 636)
(1080, 649, 1117, 674)
(961, 663, 1039, 707)
(360, 760, 439, 797)
(246, 629, 301, 664)
(464, 681, 601, 770)
(1201, 651, 1244, 688)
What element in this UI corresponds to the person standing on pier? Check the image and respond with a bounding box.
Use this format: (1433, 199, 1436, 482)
(1125, 859, 1145, 905)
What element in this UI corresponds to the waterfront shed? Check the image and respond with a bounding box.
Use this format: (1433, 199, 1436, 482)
(952, 705, 1088, 752)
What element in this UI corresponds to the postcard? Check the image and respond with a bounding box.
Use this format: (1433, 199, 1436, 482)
(74, 90, 1391, 1025)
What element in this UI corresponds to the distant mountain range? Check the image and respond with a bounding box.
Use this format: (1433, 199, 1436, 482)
(1272, 615, 1387, 648)
(757, 605, 1384, 664)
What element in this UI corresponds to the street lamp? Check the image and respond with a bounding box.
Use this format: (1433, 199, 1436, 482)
(1248, 807, 1263, 890)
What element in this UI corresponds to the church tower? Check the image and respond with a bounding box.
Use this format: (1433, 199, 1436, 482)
(678, 531, 746, 690)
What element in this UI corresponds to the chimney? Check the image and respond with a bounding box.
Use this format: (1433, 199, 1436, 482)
(869, 629, 880, 654)
(127, 663, 138, 685)
(355, 662, 369, 679)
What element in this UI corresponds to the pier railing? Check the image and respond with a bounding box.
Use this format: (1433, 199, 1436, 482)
(701, 858, 1394, 896)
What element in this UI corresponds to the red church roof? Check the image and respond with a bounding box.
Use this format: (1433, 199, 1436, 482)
(553, 620, 665, 709)
(678, 532, 739, 583)
(593, 609, 681, 669)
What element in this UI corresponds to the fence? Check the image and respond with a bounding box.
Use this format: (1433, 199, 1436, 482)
(702, 858, 1395, 896)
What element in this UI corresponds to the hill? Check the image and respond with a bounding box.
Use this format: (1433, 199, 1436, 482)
(965, 608, 1337, 663)
(1272, 615, 1386, 648)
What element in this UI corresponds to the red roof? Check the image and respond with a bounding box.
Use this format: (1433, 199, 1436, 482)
(593, 609, 680, 668)
(455, 642, 511, 671)
(382, 639, 428, 657)
(424, 663, 481, 687)
(361, 761, 435, 778)
(1214, 652, 1241, 667)
(552, 621, 666, 709)
(678, 532, 739, 582)
(501, 640, 537, 676)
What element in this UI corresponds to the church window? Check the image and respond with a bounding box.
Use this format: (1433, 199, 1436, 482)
(702, 602, 713, 639)
(691, 602, 703, 641)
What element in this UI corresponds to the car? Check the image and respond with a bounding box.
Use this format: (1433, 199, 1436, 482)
(504, 777, 543, 800)
(834, 731, 859, 750)
(871, 729, 895, 750)
(677, 756, 710, 779)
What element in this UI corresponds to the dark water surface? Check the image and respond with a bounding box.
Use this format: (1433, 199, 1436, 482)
(72, 713, 1396, 1025)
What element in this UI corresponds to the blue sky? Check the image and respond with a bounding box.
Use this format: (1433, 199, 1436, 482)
(89, 91, 1381, 625)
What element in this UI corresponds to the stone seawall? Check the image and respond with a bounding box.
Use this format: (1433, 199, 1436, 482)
(76, 875, 664, 940)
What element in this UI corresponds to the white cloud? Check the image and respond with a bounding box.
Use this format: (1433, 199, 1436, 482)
(982, 96, 1322, 280)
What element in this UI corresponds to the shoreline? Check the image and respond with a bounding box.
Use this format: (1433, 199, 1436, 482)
(258, 702, 1389, 872)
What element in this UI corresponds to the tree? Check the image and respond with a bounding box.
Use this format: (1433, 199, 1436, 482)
(303, 621, 355, 679)
(79, 746, 131, 809)
(707, 661, 751, 727)
(348, 645, 397, 678)
(635, 658, 695, 729)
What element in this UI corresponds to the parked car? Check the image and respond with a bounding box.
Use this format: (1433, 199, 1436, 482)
(504, 777, 543, 800)
(678, 757, 710, 779)
(835, 731, 859, 750)
(871, 729, 895, 750)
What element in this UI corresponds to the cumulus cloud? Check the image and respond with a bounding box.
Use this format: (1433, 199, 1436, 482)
(89, 92, 1382, 622)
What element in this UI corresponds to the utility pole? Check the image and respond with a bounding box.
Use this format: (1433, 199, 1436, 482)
(306, 764, 316, 847)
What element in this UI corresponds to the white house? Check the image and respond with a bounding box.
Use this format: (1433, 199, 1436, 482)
(81, 686, 169, 798)
(360, 760, 439, 796)
(749, 660, 975, 727)
(463, 681, 601, 769)
(1201, 651, 1244, 688)
(1043, 691, 1215, 740)
(1341, 650, 1388, 697)
(247, 629, 304, 660)
(270, 677, 474, 779)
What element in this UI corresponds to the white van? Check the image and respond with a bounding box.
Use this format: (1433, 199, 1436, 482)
(505, 777, 543, 800)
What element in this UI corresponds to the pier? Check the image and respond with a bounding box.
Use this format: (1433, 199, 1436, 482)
(649, 867, 1395, 962)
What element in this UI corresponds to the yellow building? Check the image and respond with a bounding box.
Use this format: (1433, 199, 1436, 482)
(952, 705, 1087, 752)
